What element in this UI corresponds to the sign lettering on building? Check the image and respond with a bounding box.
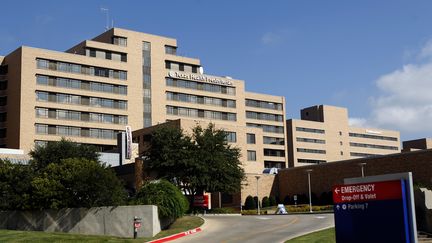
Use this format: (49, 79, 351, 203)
(168, 71, 234, 86)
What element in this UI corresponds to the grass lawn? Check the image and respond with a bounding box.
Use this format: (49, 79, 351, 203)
(0, 216, 204, 243)
(286, 227, 335, 243)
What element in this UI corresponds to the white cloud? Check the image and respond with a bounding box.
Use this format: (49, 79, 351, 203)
(367, 49, 432, 134)
(348, 118, 368, 128)
(261, 32, 282, 45)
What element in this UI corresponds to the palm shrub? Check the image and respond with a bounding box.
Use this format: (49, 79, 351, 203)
(244, 195, 256, 210)
(135, 179, 189, 219)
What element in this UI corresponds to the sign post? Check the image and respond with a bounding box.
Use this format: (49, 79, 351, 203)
(333, 172, 417, 243)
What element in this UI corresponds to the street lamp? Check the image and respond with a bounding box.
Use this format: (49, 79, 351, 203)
(358, 162, 367, 178)
(255, 175, 261, 215)
(306, 169, 313, 213)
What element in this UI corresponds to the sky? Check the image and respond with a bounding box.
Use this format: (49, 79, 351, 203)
(1, 0, 432, 141)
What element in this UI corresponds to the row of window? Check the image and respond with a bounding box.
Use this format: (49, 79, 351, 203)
(35, 124, 121, 140)
(296, 137, 326, 144)
(350, 152, 378, 157)
(85, 48, 127, 62)
(245, 99, 283, 111)
(246, 111, 283, 122)
(36, 59, 127, 80)
(166, 106, 237, 121)
(297, 159, 327, 164)
(349, 132, 398, 141)
(36, 91, 127, 110)
(349, 142, 399, 150)
(166, 92, 236, 108)
(264, 149, 285, 157)
(297, 148, 326, 154)
(165, 61, 198, 73)
(36, 75, 127, 95)
(296, 127, 325, 134)
(246, 123, 284, 134)
(263, 136, 285, 145)
(166, 78, 236, 95)
(35, 107, 128, 124)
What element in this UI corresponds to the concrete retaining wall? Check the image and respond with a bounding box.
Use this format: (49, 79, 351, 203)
(0, 205, 161, 238)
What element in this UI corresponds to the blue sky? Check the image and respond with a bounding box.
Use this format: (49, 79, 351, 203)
(1, 0, 432, 141)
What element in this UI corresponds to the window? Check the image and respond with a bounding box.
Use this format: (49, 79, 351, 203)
(247, 150, 256, 161)
(297, 159, 326, 164)
(296, 137, 325, 144)
(340, 151, 344, 155)
(349, 142, 399, 150)
(165, 45, 177, 55)
(263, 136, 285, 145)
(247, 133, 256, 144)
(296, 127, 325, 134)
(349, 132, 398, 141)
(36, 75, 48, 85)
(264, 149, 285, 157)
(297, 148, 326, 154)
(36, 92, 48, 101)
(245, 99, 283, 110)
(35, 124, 48, 134)
(112, 36, 127, 46)
(339, 131, 343, 136)
(226, 132, 237, 143)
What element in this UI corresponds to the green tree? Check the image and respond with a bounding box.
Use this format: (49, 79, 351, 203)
(145, 123, 245, 196)
(262, 196, 270, 208)
(30, 138, 99, 171)
(244, 195, 256, 210)
(30, 158, 126, 209)
(0, 160, 33, 210)
(135, 179, 189, 219)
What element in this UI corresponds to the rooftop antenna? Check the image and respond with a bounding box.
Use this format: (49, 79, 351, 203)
(101, 7, 110, 30)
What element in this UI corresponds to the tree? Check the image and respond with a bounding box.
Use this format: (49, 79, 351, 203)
(135, 179, 189, 220)
(262, 196, 270, 208)
(0, 160, 33, 210)
(30, 158, 126, 209)
(30, 138, 100, 171)
(145, 123, 245, 196)
(244, 195, 256, 210)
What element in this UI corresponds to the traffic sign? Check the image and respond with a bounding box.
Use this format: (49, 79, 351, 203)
(333, 177, 416, 243)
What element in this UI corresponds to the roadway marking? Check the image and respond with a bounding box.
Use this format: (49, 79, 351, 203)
(255, 217, 271, 220)
(315, 216, 326, 219)
(220, 216, 299, 243)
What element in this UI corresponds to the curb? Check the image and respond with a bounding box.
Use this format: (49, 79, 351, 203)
(283, 226, 334, 242)
(147, 227, 202, 243)
(147, 216, 206, 243)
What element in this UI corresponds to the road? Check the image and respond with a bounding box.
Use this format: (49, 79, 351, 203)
(174, 213, 334, 243)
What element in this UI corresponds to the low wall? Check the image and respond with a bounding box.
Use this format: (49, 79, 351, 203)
(278, 149, 432, 200)
(0, 205, 161, 238)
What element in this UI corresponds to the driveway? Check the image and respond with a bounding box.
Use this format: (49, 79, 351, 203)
(174, 213, 334, 243)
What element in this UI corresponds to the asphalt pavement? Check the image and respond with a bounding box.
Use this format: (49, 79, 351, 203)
(173, 213, 334, 243)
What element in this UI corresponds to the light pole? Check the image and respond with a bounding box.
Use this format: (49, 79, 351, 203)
(359, 162, 367, 177)
(306, 169, 313, 213)
(255, 175, 261, 215)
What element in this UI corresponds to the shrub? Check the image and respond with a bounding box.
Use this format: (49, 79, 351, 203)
(241, 209, 268, 215)
(269, 196, 277, 206)
(262, 196, 270, 208)
(209, 207, 238, 214)
(244, 195, 256, 210)
(135, 179, 189, 219)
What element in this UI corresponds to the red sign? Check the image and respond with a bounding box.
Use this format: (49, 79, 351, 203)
(333, 180, 402, 204)
(134, 222, 141, 228)
(193, 195, 209, 208)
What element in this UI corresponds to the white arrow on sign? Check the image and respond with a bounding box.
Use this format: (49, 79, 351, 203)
(334, 188, 340, 194)
(336, 205, 340, 210)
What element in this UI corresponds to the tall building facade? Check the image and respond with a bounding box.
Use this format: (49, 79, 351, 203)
(0, 28, 288, 172)
(286, 105, 400, 167)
